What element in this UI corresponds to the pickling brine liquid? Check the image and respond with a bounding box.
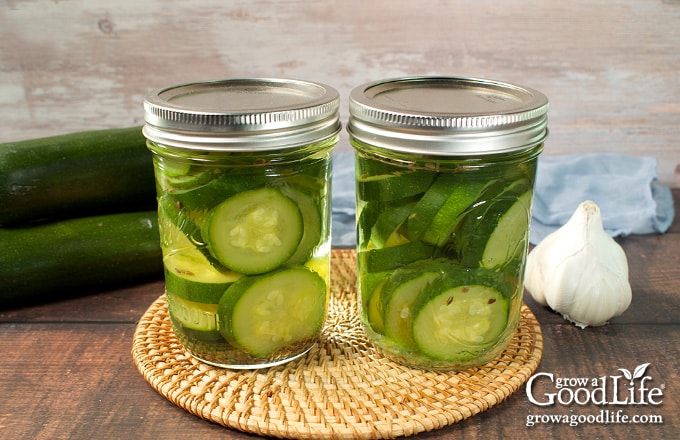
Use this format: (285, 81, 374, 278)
(353, 141, 541, 370)
(150, 140, 334, 368)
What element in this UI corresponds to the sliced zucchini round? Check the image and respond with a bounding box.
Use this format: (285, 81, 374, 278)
(277, 183, 323, 265)
(167, 294, 225, 343)
(203, 188, 303, 274)
(382, 271, 441, 349)
(453, 179, 531, 268)
(358, 170, 436, 202)
(479, 190, 532, 269)
(164, 250, 241, 304)
(218, 267, 327, 358)
(412, 283, 509, 361)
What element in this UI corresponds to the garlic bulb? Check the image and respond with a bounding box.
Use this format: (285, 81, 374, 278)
(525, 200, 632, 328)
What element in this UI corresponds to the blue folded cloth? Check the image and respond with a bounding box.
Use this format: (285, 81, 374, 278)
(331, 152, 675, 247)
(530, 153, 674, 244)
(331, 152, 357, 247)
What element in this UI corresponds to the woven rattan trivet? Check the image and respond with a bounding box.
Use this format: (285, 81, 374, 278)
(132, 248, 543, 439)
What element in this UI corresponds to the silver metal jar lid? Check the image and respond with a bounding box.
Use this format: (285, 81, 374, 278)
(143, 78, 341, 151)
(348, 76, 549, 156)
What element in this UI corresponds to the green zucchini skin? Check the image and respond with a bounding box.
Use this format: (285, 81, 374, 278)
(0, 126, 157, 226)
(0, 211, 163, 306)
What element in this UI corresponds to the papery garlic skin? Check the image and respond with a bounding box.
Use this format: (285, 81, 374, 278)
(524, 200, 632, 328)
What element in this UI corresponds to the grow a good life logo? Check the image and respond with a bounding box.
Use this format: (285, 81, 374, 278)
(525, 363, 665, 427)
(527, 363, 663, 406)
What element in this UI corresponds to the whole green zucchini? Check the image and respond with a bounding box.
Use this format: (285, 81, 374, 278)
(0, 211, 163, 306)
(0, 126, 157, 226)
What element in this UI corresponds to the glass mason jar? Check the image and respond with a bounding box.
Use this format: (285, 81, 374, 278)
(347, 77, 549, 370)
(143, 78, 340, 369)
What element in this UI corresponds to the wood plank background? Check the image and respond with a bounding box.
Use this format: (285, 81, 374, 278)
(1, 0, 679, 187)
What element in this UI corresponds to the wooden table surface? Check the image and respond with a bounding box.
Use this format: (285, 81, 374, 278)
(1, 189, 678, 439)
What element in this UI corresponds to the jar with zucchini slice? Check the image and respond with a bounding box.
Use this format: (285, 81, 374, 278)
(349, 76, 549, 370)
(144, 78, 340, 368)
